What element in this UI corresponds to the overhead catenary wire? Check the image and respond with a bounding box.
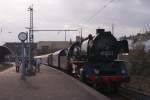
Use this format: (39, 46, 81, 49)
(75, 0, 117, 39)
(84, 0, 116, 24)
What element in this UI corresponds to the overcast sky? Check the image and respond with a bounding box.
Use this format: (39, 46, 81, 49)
(0, 0, 150, 44)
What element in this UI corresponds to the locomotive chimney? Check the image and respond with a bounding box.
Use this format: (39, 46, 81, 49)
(105, 31, 111, 35)
(76, 36, 82, 42)
(96, 29, 105, 34)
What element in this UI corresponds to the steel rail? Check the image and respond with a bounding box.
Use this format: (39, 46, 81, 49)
(118, 87, 150, 100)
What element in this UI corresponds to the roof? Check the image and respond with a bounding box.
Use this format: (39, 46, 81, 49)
(0, 46, 12, 55)
(53, 49, 68, 56)
(34, 54, 51, 59)
(0, 46, 12, 62)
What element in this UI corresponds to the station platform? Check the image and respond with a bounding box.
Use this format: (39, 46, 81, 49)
(0, 65, 110, 100)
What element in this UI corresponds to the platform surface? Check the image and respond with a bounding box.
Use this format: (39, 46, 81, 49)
(0, 65, 110, 100)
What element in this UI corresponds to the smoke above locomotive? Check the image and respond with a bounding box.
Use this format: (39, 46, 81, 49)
(68, 29, 129, 63)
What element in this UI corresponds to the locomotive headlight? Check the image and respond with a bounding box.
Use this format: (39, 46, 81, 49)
(121, 69, 126, 74)
(94, 69, 100, 74)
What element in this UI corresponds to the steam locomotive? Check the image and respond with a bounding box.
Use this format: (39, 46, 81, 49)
(34, 29, 130, 91)
(67, 29, 129, 90)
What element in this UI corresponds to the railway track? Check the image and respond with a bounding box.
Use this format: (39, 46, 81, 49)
(74, 75, 150, 100)
(101, 86, 150, 100)
(116, 87, 150, 100)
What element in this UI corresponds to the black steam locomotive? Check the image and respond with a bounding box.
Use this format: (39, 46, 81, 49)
(67, 29, 129, 90)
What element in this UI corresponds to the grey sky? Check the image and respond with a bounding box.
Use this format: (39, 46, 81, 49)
(0, 0, 150, 44)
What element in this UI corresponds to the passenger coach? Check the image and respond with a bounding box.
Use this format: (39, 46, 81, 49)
(34, 54, 51, 65)
(48, 49, 68, 70)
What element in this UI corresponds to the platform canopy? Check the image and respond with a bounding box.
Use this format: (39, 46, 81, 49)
(0, 46, 12, 62)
